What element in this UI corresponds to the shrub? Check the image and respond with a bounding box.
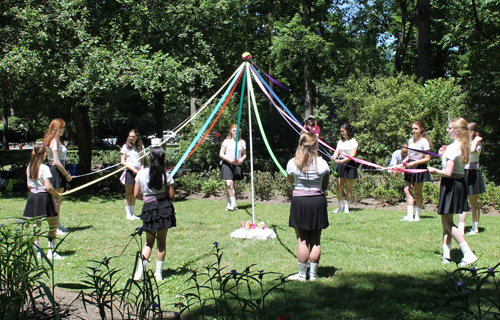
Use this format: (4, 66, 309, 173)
(253, 171, 275, 200)
(423, 182, 440, 205)
(175, 172, 202, 196)
(200, 167, 225, 197)
(273, 172, 293, 200)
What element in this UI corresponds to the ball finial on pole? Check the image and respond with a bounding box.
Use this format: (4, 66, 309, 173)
(242, 52, 252, 60)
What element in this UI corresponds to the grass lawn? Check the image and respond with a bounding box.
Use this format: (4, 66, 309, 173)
(1, 191, 499, 319)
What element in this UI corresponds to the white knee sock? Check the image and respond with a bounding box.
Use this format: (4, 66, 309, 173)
(415, 207, 422, 220)
(344, 201, 351, 213)
(230, 196, 236, 206)
(458, 241, 474, 257)
(155, 261, 164, 276)
(48, 239, 55, 255)
(125, 206, 131, 217)
(442, 238, 451, 259)
(227, 197, 231, 205)
(406, 206, 413, 219)
(135, 258, 148, 276)
(309, 262, 318, 276)
(472, 222, 479, 232)
(337, 200, 344, 211)
(458, 222, 465, 235)
(298, 262, 308, 277)
(130, 205, 135, 215)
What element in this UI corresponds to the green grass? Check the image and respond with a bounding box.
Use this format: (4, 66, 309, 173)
(1, 191, 499, 319)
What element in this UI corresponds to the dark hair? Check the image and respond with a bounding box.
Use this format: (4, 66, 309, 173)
(29, 144, 47, 181)
(412, 121, 433, 149)
(147, 146, 166, 191)
(468, 122, 479, 138)
(126, 129, 144, 152)
(340, 123, 354, 142)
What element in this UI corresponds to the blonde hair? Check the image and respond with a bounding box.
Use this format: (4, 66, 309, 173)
(294, 133, 318, 171)
(450, 118, 470, 164)
(43, 118, 65, 149)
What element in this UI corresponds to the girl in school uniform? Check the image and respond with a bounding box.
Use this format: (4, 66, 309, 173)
(428, 118, 477, 266)
(458, 122, 486, 235)
(401, 121, 433, 222)
(24, 144, 64, 260)
(332, 124, 358, 213)
(120, 129, 144, 220)
(133, 146, 176, 281)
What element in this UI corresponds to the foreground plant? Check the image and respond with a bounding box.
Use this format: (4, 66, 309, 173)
(178, 241, 290, 319)
(435, 262, 500, 319)
(0, 218, 58, 320)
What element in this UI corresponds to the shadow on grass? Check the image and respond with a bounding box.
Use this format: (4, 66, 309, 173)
(67, 225, 93, 232)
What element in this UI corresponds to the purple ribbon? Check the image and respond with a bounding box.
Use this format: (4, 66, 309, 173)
(251, 62, 357, 130)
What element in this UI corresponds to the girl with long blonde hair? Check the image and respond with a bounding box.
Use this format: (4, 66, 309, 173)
(286, 133, 330, 281)
(429, 118, 477, 266)
(120, 129, 144, 220)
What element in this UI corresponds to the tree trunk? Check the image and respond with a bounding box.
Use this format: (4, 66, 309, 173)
(395, 0, 414, 73)
(302, 0, 313, 118)
(189, 75, 197, 116)
(154, 92, 165, 138)
(416, 0, 431, 80)
(2, 106, 8, 151)
(71, 98, 92, 174)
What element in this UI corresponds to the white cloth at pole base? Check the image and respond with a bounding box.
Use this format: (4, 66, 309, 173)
(230, 228, 277, 240)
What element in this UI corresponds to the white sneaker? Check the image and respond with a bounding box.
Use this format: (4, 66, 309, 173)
(343, 207, 350, 214)
(309, 273, 317, 282)
(413, 217, 420, 222)
(400, 216, 414, 221)
(287, 273, 306, 282)
(226, 204, 235, 211)
(155, 272, 163, 282)
(459, 255, 478, 267)
(127, 213, 141, 220)
(47, 251, 65, 260)
(56, 229, 67, 235)
(332, 207, 342, 213)
(58, 225, 69, 232)
(466, 230, 478, 236)
(441, 257, 450, 264)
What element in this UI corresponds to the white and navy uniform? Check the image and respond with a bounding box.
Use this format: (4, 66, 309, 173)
(219, 139, 246, 180)
(47, 139, 68, 189)
(335, 138, 358, 179)
(24, 164, 58, 218)
(438, 141, 469, 214)
(404, 137, 432, 183)
(464, 136, 486, 195)
(135, 168, 176, 231)
(120, 144, 143, 185)
(287, 157, 330, 231)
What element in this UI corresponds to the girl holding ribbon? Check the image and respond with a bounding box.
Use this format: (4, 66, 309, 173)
(286, 133, 330, 282)
(458, 122, 485, 235)
(120, 129, 144, 220)
(219, 124, 246, 211)
(428, 118, 477, 266)
(133, 146, 176, 281)
(332, 124, 358, 213)
(42, 118, 72, 235)
(401, 121, 433, 222)
(24, 144, 64, 260)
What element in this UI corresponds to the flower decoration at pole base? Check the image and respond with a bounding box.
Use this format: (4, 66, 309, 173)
(231, 220, 276, 240)
(242, 52, 252, 60)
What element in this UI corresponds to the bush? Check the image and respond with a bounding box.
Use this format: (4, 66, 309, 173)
(175, 172, 202, 196)
(253, 171, 275, 200)
(200, 167, 225, 197)
(273, 172, 293, 200)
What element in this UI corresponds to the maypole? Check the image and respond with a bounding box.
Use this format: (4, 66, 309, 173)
(231, 53, 276, 240)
